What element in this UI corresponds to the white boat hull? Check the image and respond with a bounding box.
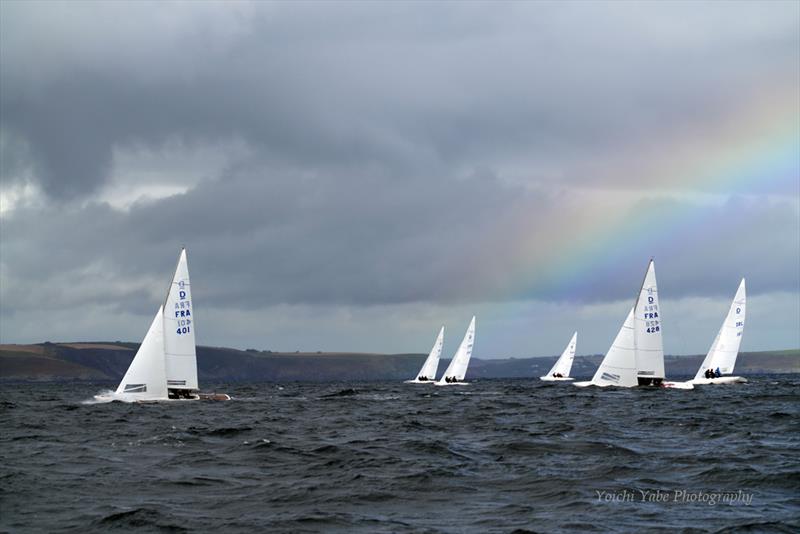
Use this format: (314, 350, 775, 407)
(403, 379, 436, 384)
(434, 381, 471, 386)
(540, 376, 574, 382)
(92, 392, 230, 403)
(572, 381, 594, 388)
(661, 381, 694, 390)
(690, 376, 747, 385)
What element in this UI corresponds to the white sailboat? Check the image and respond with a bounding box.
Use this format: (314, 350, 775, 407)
(405, 326, 444, 383)
(575, 259, 691, 389)
(540, 332, 577, 381)
(96, 248, 229, 402)
(436, 316, 476, 385)
(688, 279, 747, 385)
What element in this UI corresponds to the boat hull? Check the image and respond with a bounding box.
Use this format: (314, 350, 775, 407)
(403, 380, 436, 384)
(661, 381, 694, 390)
(540, 376, 574, 381)
(690, 376, 747, 385)
(434, 381, 470, 386)
(197, 392, 232, 401)
(572, 381, 594, 387)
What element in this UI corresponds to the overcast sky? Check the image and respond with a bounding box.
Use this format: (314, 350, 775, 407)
(1, 1, 798, 358)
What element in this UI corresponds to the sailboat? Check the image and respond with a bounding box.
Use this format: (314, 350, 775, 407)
(688, 279, 747, 385)
(96, 248, 229, 402)
(405, 326, 444, 383)
(575, 259, 692, 389)
(436, 316, 476, 385)
(540, 332, 577, 381)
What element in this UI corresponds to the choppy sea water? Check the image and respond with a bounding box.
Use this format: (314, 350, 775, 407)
(1, 377, 798, 533)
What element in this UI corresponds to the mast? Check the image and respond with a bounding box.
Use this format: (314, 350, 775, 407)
(631, 258, 651, 379)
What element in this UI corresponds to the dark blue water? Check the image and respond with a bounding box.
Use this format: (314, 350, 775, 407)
(1, 377, 798, 533)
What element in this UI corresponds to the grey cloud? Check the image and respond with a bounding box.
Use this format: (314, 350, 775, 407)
(1, 1, 798, 352)
(2, 162, 797, 320)
(2, 1, 798, 199)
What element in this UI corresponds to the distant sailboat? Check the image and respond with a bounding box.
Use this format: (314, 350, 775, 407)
(688, 279, 747, 385)
(540, 332, 577, 381)
(96, 248, 229, 402)
(405, 326, 444, 383)
(575, 259, 691, 389)
(436, 316, 476, 385)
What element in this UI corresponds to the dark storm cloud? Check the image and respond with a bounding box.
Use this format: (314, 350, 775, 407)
(3, 1, 797, 199)
(1, 1, 798, 347)
(2, 163, 797, 320)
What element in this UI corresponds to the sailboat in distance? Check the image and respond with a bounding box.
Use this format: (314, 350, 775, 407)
(436, 316, 476, 386)
(689, 279, 747, 385)
(540, 332, 577, 381)
(95, 248, 229, 402)
(405, 326, 444, 383)
(575, 259, 691, 389)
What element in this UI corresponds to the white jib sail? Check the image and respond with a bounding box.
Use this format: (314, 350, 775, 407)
(634, 259, 665, 382)
(163, 248, 199, 391)
(438, 316, 476, 382)
(590, 308, 638, 387)
(694, 278, 746, 380)
(415, 326, 444, 380)
(115, 306, 168, 399)
(546, 332, 577, 377)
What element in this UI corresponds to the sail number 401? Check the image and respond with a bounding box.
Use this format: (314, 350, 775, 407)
(177, 326, 191, 335)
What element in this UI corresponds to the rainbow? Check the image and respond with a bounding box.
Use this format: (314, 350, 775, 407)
(499, 82, 800, 301)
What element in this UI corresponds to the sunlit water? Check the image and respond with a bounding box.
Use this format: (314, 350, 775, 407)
(1, 377, 798, 533)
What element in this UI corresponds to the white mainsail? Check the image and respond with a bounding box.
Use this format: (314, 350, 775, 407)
(114, 306, 168, 400)
(693, 278, 746, 380)
(544, 332, 577, 378)
(634, 259, 665, 385)
(163, 248, 199, 391)
(437, 316, 476, 383)
(414, 326, 444, 381)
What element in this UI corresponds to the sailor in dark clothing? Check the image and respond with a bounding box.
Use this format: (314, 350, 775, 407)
(714, 367, 722, 378)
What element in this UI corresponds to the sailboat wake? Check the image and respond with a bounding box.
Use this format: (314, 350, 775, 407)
(82, 390, 124, 404)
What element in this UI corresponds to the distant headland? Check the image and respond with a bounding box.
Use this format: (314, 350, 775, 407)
(1, 342, 797, 383)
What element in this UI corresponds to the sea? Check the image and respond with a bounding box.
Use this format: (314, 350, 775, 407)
(1, 376, 798, 533)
